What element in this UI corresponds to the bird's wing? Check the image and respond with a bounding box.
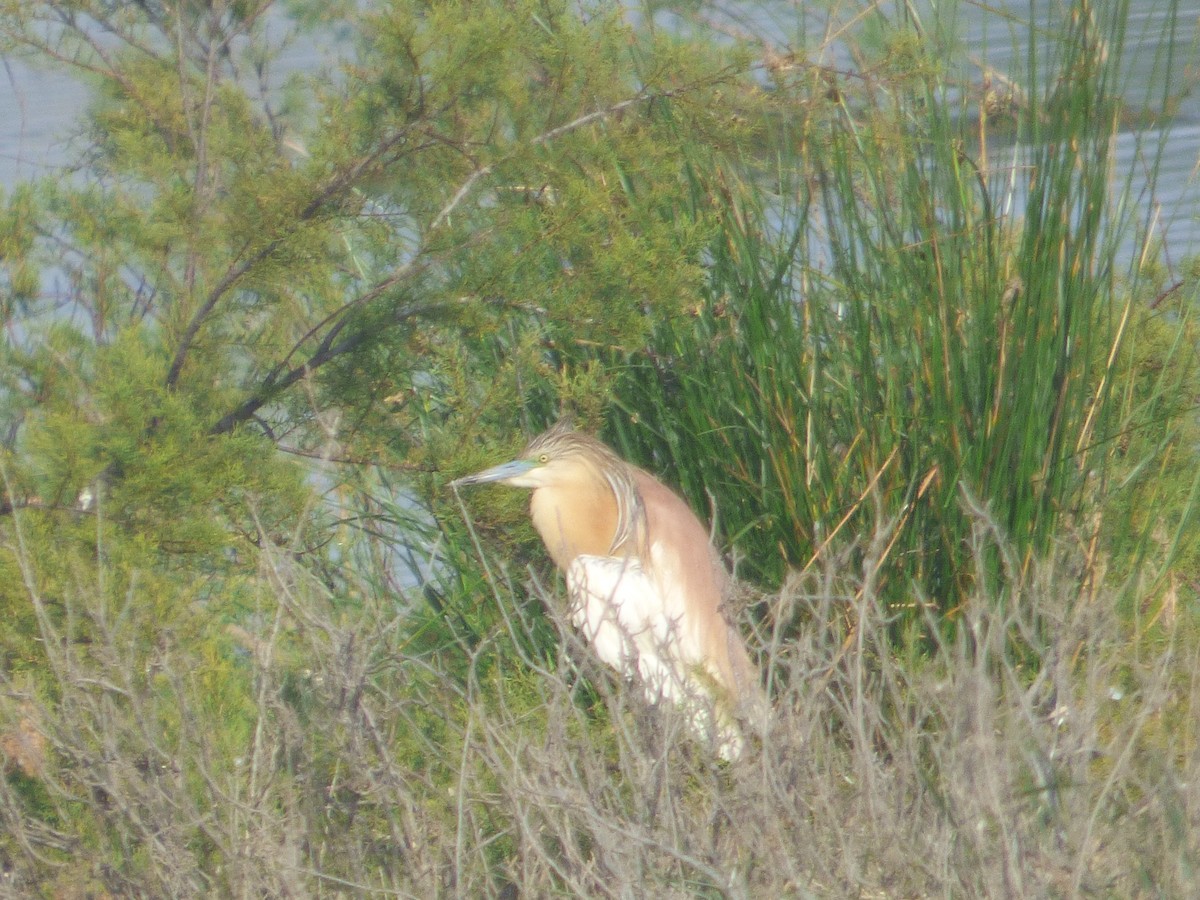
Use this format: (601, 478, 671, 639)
(632, 476, 738, 662)
(634, 470, 769, 727)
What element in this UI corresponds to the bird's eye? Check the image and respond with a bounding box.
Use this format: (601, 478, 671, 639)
(538, 453, 549, 464)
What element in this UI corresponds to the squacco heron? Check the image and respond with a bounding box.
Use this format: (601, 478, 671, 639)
(451, 418, 765, 760)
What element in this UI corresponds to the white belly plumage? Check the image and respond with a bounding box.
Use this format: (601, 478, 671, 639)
(565, 553, 744, 760)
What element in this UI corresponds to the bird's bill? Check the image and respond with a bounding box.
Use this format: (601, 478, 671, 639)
(449, 458, 535, 488)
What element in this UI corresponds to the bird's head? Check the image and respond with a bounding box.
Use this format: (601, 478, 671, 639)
(449, 418, 613, 492)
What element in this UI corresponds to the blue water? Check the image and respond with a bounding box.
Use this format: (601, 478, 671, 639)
(0, 57, 84, 183)
(2, 2, 1198, 259)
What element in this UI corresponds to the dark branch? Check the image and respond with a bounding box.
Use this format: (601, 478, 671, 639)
(208, 297, 460, 436)
(165, 126, 434, 389)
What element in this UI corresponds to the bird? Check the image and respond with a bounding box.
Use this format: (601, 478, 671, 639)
(450, 418, 766, 760)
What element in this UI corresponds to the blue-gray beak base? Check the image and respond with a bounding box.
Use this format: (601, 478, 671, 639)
(449, 458, 536, 488)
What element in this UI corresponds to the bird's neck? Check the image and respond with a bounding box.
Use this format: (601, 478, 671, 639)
(528, 472, 626, 571)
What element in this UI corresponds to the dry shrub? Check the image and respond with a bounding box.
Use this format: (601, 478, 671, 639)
(2, 503, 1197, 898)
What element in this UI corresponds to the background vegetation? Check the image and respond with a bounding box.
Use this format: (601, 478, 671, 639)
(1, 0, 1197, 895)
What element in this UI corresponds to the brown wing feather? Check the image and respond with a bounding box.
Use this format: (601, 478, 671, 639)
(631, 470, 764, 716)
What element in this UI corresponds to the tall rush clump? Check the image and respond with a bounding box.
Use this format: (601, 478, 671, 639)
(611, 0, 1165, 633)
